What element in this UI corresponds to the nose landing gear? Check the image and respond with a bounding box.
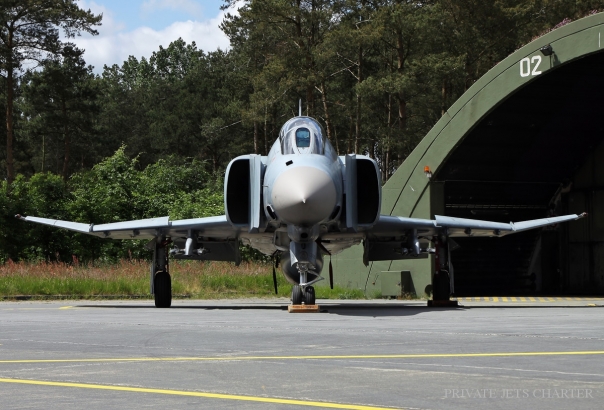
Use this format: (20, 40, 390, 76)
(290, 264, 321, 305)
(290, 284, 316, 305)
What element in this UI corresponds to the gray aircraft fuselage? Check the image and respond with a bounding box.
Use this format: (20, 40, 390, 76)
(224, 116, 378, 287)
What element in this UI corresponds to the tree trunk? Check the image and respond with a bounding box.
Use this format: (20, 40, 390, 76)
(348, 115, 354, 154)
(385, 94, 392, 180)
(441, 78, 447, 117)
(355, 46, 362, 154)
(6, 62, 15, 185)
(253, 121, 258, 154)
(319, 81, 333, 142)
(62, 101, 70, 180)
(264, 106, 268, 155)
(396, 29, 407, 130)
(398, 95, 406, 130)
(41, 135, 45, 172)
(334, 127, 339, 155)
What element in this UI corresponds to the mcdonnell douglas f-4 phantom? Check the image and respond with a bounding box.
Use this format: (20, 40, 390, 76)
(16, 116, 586, 307)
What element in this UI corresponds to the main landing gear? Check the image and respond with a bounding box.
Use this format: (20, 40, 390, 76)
(151, 237, 172, 308)
(154, 271, 172, 308)
(429, 235, 457, 307)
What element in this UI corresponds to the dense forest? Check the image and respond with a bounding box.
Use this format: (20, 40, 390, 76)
(1, 0, 603, 263)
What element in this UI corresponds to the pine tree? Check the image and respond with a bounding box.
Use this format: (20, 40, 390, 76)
(0, 0, 101, 184)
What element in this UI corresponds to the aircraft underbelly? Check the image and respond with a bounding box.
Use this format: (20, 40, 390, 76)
(240, 233, 277, 256)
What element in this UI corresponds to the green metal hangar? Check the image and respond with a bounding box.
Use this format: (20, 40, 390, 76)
(333, 13, 604, 298)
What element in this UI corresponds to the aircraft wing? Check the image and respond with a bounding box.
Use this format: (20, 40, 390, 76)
(370, 213, 586, 238)
(362, 212, 586, 263)
(15, 214, 242, 263)
(15, 214, 238, 240)
(432, 214, 586, 237)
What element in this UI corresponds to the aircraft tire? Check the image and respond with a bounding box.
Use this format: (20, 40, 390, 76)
(291, 285, 303, 305)
(154, 271, 172, 308)
(303, 286, 316, 305)
(433, 270, 450, 301)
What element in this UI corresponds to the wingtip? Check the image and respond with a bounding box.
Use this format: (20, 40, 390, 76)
(579, 212, 588, 218)
(14, 214, 22, 220)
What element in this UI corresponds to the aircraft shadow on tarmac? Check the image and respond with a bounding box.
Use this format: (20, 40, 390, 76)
(78, 303, 470, 317)
(76, 302, 602, 318)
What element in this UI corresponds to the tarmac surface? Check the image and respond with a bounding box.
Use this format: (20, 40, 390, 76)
(1, 297, 604, 409)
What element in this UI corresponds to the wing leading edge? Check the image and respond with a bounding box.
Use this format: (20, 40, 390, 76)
(15, 214, 238, 240)
(370, 212, 586, 238)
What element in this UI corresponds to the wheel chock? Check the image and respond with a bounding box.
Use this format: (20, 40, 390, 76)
(288, 304, 320, 313)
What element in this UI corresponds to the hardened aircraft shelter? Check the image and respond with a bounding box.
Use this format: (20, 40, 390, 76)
(333, 13, 604, 298)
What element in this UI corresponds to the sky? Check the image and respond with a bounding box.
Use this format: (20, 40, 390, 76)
(68, 0, 236, 73)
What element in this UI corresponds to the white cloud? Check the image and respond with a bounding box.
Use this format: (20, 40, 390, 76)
(68, 1, 233, 73)
(140, 0, 203, 18)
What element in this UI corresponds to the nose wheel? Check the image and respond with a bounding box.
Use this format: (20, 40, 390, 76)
(291, 285, 303, 305)
(291, 285, 315, 305)
(303, 286, 315, 305)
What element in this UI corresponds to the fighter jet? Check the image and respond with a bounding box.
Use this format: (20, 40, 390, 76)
(16, 115, 586, 307)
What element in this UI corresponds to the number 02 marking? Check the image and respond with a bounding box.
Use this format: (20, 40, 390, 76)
(520, 56, 542, 77)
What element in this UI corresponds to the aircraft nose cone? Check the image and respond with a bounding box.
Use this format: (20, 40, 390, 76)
(271, 166, 337, 225)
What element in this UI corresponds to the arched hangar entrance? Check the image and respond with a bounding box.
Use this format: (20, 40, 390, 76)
(334, 13, 604, 297)
(437, 50, 604, 295)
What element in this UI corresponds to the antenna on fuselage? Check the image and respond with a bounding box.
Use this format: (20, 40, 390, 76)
(299, 99, 302, 117)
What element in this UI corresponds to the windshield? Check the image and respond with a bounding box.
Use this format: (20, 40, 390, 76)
(280, 117, 325, 155)
(295, 128, 311, 148)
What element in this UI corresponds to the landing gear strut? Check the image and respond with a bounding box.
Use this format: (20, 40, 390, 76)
(429, 236, 457, 307)
(151, 237, 172, 308)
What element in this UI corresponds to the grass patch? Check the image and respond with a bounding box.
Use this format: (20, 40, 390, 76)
(0, 259, 368, 300)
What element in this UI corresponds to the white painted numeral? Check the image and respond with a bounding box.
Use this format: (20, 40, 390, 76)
(520, 56, 542, 77)
(520, 57, 531, 77)
(531, 55, 542, 75)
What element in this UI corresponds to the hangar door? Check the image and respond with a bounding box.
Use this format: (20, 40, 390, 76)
(434, 51, 604, 296)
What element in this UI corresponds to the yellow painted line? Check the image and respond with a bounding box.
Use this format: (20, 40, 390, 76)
(59, 306, 74, 310)
(2, 351, 604, 364)
(0, 378, 395, 410)
(454, 296, 604, 303)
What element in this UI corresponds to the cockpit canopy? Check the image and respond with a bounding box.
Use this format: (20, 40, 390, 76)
(280, 117, 326, 155)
